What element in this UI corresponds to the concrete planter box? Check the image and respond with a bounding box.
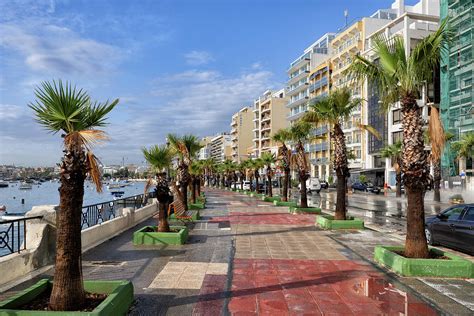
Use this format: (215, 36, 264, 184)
(374, 246, 474, 278)
(133, 226, 188, 245)
(250, 193, 264, 198)
(316, 215, 364, 230)
(273, 201, 297, 207)
(0, 279, 133, 315)
(189, 202, 205, 210)
(169, 211, 200, 221)
(289, 206, 321, 214)
(263, 196, 281, 203)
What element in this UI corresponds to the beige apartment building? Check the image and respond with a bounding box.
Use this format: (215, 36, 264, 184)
(330, 10, 398, 172)
(230, 107, 254, 163)
(252, 89, 289, 158)
(209, 134, 232, 163)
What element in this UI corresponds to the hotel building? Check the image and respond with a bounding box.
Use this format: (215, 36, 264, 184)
(230, 107, 254, 163)
(252, 89, 289, 158)
(209, 134, 232, 163)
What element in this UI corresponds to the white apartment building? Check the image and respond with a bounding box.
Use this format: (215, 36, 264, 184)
(210, 134, 232, 163)
(361, 0, 440, 186)
(252, 89, 289, 158)
(198, 136, 214, 160)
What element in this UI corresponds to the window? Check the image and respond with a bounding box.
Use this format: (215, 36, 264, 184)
(442, 207, 464, 220)
(392, 109, 403, 124)
(463, 208, 474, 221)
(392, 131, 403, 143)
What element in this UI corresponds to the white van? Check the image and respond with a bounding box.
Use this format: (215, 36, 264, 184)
(242, 181, 251, 190)
(298, 177, 321, 194)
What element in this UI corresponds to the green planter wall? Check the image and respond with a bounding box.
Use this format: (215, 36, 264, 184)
(289, 206, 321, 214)
(133, 226, 188, 245)
(374, 246, 474, 278)
(273, 201, 298, 207)
(263, 196, 281, 203)
(0, 279, 133, 315)
(189, 202, 205, 210)
(316, 215, 364, 229)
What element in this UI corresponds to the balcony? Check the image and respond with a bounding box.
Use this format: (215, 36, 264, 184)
(310, 157, 329, 165)
(311, 125, 329, 136)
(231, 120, 238, 127)
(261, 124, 271, 132)
(261, 106, 271, 114)
(261, 115, 271, 123)
(288, 55, 311, 72)
(287, 81, 309, 96)
(287, 70, 310, 85)
(286, 96, 309, 109)
(309, 77, 328, 93)
(308, 142, 329, 153)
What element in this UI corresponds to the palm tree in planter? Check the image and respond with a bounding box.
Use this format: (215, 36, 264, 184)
(451, 132, 474, 174)
(237, 160, 248, 190)
(245, 160, 256, 191)
(167, 134, 202, 210)
(142, 145, 173, 232)
(381, 141, 403, 197)
(285, 121, 313, 208)
(347, 20, 451, 258)
(261, 152, 276, 197)
(272, 129, 292, 202)
(251, 158, 264, 193)
(29, 80, 118, 311)
(189, 161, 203, 203)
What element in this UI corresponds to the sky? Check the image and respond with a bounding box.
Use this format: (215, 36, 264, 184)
(0, 0, 412, 167)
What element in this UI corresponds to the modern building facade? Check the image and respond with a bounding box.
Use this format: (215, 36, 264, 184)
(252, 89, 289, 158)
(361, 0, 441, 186)
(441, 0, 473, 175)
(209, 134, 232, 163)
(198, 136, 214, 160)
(230, 107, 254, 163)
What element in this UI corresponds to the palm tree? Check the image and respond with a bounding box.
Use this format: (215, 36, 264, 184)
(273, 129, 292, 201)
(261, 152, 276, 197)
(381, 141, 403, 197)
(346, 20, 451, 258)
(285, 121, 313, 208)
(451, 132, 474, 171)
(29, 80, 118, 311)
(250, 158, 264, 193)
(189, 161, 203, 203)
(237, 161, 248, 190)
(304, 88, 379, 218)
(142, 145, 173, 232)
(167, 134, 202, 210)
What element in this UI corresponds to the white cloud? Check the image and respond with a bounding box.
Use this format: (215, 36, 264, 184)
(0, 23, 121, 75)
(184, 50, 214, 66)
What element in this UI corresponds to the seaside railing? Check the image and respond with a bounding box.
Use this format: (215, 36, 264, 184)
(0, 216, 43, 257)
(81, 191, 156, 229)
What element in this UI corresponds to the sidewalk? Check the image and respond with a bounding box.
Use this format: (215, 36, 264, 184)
(1, 188, 473, 315)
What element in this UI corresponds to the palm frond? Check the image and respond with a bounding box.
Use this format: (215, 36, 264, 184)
(86, 151, 103, 193)
(357, 123, 381, 140)
(427, 105, 445, 161)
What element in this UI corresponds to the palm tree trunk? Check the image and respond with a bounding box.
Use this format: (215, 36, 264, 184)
(49, 145, 85, 311)
(197, 177, 201, 197)
(433, 160, 441, 202)
(299, 171, 308, 208)
(396, 170, 402, 197)
(255, 174, 259, 193)
(402, 96, 429, 258)
(180, 182, 188, 211)
(335, 172, 347, 220)
(240, 176, 244, 190)
(332, 123, 349, 220)
(191, 176, 196, 204)
(267, 173, 273, 197)
(281, 169, 289, 202)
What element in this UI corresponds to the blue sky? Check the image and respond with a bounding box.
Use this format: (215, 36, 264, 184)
(0, 0, 410, 166)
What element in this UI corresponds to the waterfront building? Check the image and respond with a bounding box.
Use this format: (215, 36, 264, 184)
(308, 59, 332, 179)
(198, 136, 214, 160)
(360, 0, 440, 186)
(209, 134, 232, 163)
(330, 6, 399, 177)
(252, 89, 289, 158)
(230, 107, 254, 163)
(440, 0, 473, 175)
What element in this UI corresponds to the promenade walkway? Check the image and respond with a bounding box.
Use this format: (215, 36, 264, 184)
(1, 188, 473, 315)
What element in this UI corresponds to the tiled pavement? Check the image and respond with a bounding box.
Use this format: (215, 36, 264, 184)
(1, 188, 473, 315)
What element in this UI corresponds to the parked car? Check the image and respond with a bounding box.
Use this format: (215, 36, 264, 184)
(425, 204, 474, 255)
(242, 181, 251, 190)
(298, 177, 321, 194)
(320, 181, 329, 189)
(351, 182, 381, 194)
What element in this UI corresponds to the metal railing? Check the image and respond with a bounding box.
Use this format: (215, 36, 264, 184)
(81, 191, 156, 229)
(0, 216, 43, 257)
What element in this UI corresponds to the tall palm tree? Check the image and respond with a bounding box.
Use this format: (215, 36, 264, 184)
(189, 161, 203, 203)
(303, 88, 378, 217)
(29, 80, 118, 311)
(346, 20, 451, 258)
(261, 152, 276, 197)
(285, 121, 313, 208)
(142, 145, 173, 232)
(381, 141, 403, 197)
(250, 158, 264, 193)
(167, 134, 202, 210)
(273, 129, 292, 201)
(237, 160, 248, 190)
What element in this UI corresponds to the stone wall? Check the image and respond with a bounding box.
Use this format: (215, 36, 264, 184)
(0, 201, 157, 291)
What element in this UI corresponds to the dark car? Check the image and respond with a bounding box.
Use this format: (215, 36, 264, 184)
(320, 181, 329, 189)
(351, 182, 380, 194)
(425, 204, 474, 255)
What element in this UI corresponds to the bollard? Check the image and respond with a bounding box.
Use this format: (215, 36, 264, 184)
(21, 198, 25, 204)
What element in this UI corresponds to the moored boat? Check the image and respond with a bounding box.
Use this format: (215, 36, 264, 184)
(19, 182, 33, 190)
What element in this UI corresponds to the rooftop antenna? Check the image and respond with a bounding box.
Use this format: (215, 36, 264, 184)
(344, 9, 349, 27)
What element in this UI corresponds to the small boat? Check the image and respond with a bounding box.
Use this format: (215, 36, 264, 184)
(108, 184, 121, 189)
(0, 181, 8, 188)
(0, 205, 6, 212)
(19, 182, 33, 190)
(111, 191, 125, 197)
